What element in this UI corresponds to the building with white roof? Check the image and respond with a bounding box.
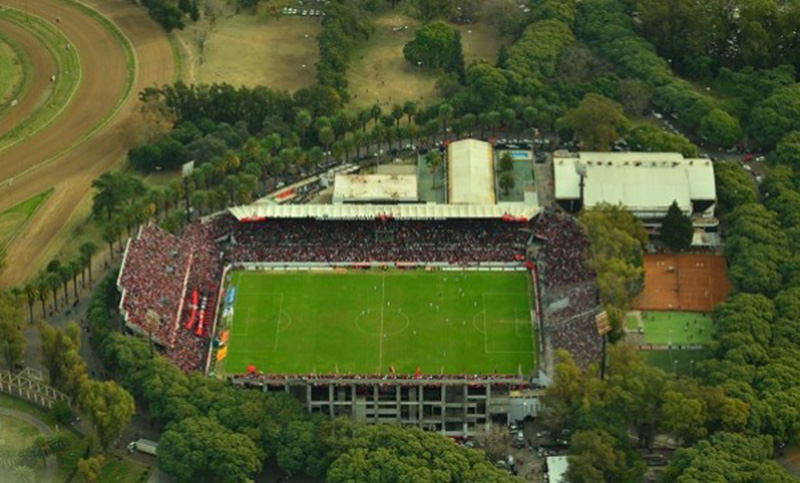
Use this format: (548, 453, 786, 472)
(553, 151, 716, 227)
(333, 174, 418, 204)
(546, 456, 569, 483)
(447, 139, 496, 205)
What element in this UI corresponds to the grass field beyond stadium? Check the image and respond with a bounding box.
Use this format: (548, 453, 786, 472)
(641, 311, 714, 345)
(223, 270, 536, 376)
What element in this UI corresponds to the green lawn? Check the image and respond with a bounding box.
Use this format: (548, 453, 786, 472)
(0, 393, 87, 482)
(0, 188, 53, 248)
(642, 348, 714, 377)
(641, 311, 714, 346)
(98, 456, 152, 483)
(223, 270, 536, 376)
(0, 414, 44, 482)
(0, 36, 22, 106)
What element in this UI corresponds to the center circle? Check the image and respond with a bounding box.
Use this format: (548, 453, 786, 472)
(355, 309, 409, 336)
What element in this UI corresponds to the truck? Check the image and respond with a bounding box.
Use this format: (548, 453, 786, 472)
(127, 439, 158, 456)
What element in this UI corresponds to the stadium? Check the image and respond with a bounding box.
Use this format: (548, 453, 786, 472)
(116, 142, 727, 436)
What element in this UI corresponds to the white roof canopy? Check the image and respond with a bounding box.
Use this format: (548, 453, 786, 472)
(554, 152, 716, 213)
(448, 139, 496, 205)
(229, 203, 539, 221)
(333, 174, 418, 203)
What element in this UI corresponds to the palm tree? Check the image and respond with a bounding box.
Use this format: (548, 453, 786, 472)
(46, 272, 60, 311)
(319, 127, 335, 163)
(370, 103, 382, 127)
(191, 190, 209, 216)
(295, 109, 312, 143)
(69, 259, 82, 300)
(12, 466, 35, 483)
(102, 223, 117, 257)
(403, 100, 418, 125)
(79, 242, 98, 284)
(438, 103, 454, 138)
(426, 151, 443, 189)
(223, 175, 240, 205)
(391, 104, 404, 127)
(59, 265, 71, 305)
(499, 171, 516, 196)
(36, 275, 48, 318)
(24, 282, 37, 323)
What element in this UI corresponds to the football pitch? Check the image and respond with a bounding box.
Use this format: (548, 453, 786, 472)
(222, 270, 537, 376)
(641, 311, 714, 345)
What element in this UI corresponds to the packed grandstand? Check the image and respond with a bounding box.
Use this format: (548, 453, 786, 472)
(117, 208, 604, 375)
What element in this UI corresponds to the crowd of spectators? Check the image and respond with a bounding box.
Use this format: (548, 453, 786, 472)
(227, 218, 529, 264)
(120, 210, 605, 374)
(119, 225, 190, 345)
(533, 210, 594, 287)
(232, 372, 532, 388)
(533, 210, 603, 369)
(120, 222, 225, 372)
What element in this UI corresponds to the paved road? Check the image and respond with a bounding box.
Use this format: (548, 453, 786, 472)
(0, 407, 57, 482)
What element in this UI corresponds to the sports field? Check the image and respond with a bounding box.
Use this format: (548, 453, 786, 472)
(223, 270, 537, 376)
(640, 311, 714, 345)
(642, 348, 713, 377)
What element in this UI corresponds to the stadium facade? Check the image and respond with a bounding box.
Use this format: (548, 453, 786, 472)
(553, 151, 718, 235)
(114, 141, 626, 437)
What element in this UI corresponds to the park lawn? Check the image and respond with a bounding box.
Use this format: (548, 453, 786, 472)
(223, 270, 537, 376)
(0, 393, 88, 481)
(641, 348, 714, 377)
(0, 35, 23, 106)
(0, 188, 53, 249)
(98, 455, 152, 483)
(642, 311, 714, 346)
(0, 414, 45, 481)
(178, 10, 320, 91)
(347, 12, 510, 110)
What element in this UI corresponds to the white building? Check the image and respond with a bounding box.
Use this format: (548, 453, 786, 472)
(447, 139, 497, 205)
(333, 174, 419, 204)
(553, 151, 717, 228)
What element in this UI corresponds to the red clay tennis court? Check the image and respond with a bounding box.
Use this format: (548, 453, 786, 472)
(632, 253, 732, 312)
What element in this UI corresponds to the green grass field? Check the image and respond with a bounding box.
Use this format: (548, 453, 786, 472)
(642, 348, 713, 377)
(0, 188, 52, 249)
(641, 311, 714, 345)
(223, 270, 536, 376)
(0, 36, 23, 107)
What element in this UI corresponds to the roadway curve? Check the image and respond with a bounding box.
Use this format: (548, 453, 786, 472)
(0, 16, 55, 137)
(0, 0, 174, 285)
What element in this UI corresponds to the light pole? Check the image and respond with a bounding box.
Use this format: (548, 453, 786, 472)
(689, 360, 695, 378)
(674, 359, 679, 376)
(417, 61, 422, 76)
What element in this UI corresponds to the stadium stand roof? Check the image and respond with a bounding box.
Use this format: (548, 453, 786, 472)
(228, 203, 539, 221)
(448, 139, 496, 205)
(554, 152, 716, 214)
(333, 174, 419, 203)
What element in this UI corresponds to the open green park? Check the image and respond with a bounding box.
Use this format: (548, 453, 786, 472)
(0, 393, 150, 482)
(223, 270, 537, 376)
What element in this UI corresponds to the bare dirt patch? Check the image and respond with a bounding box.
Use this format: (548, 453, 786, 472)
(347, 12, 510, 110)
(178, 12, 320, 91)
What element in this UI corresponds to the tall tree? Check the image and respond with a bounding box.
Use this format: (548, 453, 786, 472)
(158, 417, 263, 483)
(558, 94, 628, 151)
(0, 291, 26, 370)
(79, 380, 135, 449)
(661, 201, 694, 251)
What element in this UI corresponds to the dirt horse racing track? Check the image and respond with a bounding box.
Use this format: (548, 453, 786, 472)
(633, 253, 733, 312)
(0, 0, 174, 286)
